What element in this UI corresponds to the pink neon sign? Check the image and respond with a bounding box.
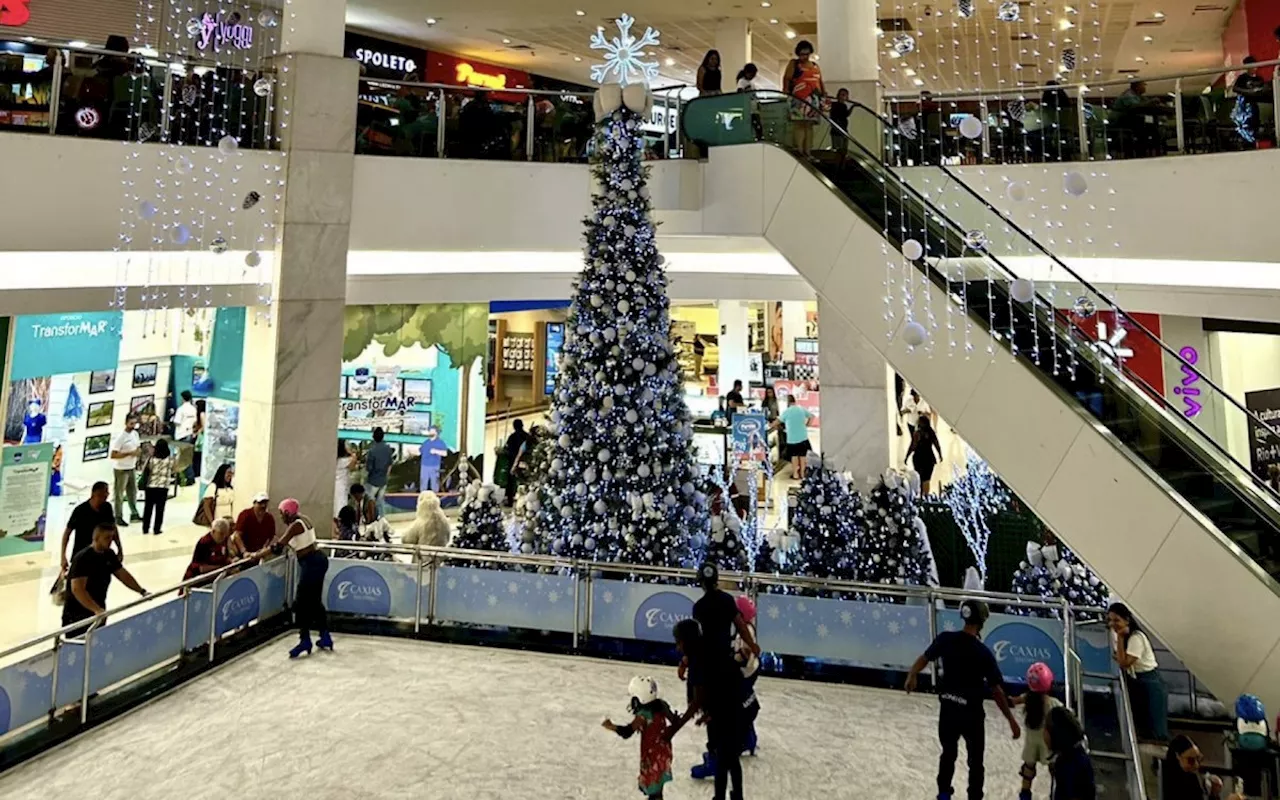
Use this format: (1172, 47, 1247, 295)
(1173, 346, 1202, 418)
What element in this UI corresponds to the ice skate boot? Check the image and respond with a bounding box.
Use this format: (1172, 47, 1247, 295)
(317, 631, 334, 651)
(743, 727, 758, 756)
(1019, 790, 1033, 800)
(690, 753, 716, 780)
(289, 633, 313, 659)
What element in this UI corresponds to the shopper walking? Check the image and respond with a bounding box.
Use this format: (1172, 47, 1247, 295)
(905, 599, 1021, 800)
(277, 498, 332, 658)
(906, 416, 944, 494)
(109, 415, 143, 526)
(1108, 602, 1169, 742)
(364, 426, 395, 518)
(697, 50, 722, 97)
(62, 524, 149, 634)
(334, 439, 357, 517)
(59, 481, 119, 573)
(505, 419, 531, 506)
(772, 395, 814, 480)
(141, 438, 174, 535)
(735, 63, 759, 92)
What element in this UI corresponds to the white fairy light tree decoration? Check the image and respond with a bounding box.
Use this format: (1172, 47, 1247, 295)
(589, 13, 661, 86)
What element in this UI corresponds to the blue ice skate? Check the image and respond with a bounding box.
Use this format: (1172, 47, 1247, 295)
(690, 752, 716, 780)
(316, 631, 334, 651)
(289, 633, 313, 659)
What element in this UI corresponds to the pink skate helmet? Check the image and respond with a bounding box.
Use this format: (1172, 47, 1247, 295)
(1026, 661, 1054, 693)
(735, 594, 756, 623)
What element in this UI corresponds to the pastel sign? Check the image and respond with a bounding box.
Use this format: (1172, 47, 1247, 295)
(216, 577, 261, 635)
(455, 63, 507, 90)
(196, 11, 253, 52)
(633, 591, 693, 642)
(1173, 346, 1203, 418)
(327, 565, 392, 616)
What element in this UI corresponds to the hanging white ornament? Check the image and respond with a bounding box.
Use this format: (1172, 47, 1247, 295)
(209, 236, 229, 254)
(997, 1, 1021, 22)
(902, 321, 928, 348)
(169, 224, 191, 245)
(217, 135, 240, 156)
(958, 115, 984, 140)
(963, 230, 989, 251)
(245, 251, 262, 268)
(137, 200, 158, 220)
(1060, 48, 1077, 73)
(257, 9, 280, 26)
(1006, 181, 1028, 202)
(956, 0, 975, 17)
(174, 155, 194, 175)
(1063, 171, 1088, 197)
(1010, 278, 1035, 304)
(1071, 297, 1097, 318)
(902, 239, 924, 261)
(253, 77, 272, 97)
(891, 33, 916, 55)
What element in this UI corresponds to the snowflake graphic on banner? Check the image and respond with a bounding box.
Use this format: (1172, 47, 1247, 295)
(589, 14, 661, 86)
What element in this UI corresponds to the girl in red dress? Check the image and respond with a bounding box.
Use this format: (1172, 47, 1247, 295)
(602, 676, 675, 798)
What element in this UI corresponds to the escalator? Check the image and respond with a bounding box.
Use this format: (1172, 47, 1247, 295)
(683, 92, 1280, 716)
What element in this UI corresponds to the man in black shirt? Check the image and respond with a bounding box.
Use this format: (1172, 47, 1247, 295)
(725, 380, 745, 422)
(669, 617, 747, 800)
(692, 561, 759, 660)
(504, 419, 531, 506)
(63, 524, 148, 631)
(59, 481, 120, 573)
(906, 599, 1020, 800)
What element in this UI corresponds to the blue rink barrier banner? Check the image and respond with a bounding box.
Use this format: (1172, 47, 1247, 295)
(757, 594, 933, 670)
(213, 562, 289, 636)
(590, 580, 701, 643)
(0, 649, 60, 736)
(435, 566, 577, 633)
(933, 610, 1117, 684)
(322, 559, 423, 619)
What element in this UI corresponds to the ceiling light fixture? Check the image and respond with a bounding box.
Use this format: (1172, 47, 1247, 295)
(1057, 19, 1073, 30)
(425, 17, 437, 25)
(664, 56, 675, 66)
(913, 78, 925, 86)
(68, 40, 88, 48)
(574, 56, 582, 61)
(502, 38, 511, 44)
(904, 68, 917, 76)
(769, 18, 779, 24)
(761, 1, 771, 6)
(785, 30, 797, 39)
(1143, 35, 1154, 42)
(1152, 10, 1165, 18)
(575, 9, 586, 15)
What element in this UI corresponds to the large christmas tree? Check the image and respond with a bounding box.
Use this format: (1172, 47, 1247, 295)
(856, 473, 938, 592)
(787, 459, 861, 582)
(528, 90, 705, 566)
(1010, 531, 1109, 620)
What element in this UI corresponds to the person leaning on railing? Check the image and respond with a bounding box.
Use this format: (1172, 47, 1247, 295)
(62, 524, 149, 633)
(184, 518, 234, 581)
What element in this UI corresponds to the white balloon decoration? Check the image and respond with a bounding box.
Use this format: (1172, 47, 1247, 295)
(1005, 181, 1028, 203)
(958, 115, 984, 140)
(902, 321, 928, 348)
(1010, 278, 1035, 304)
(1063, 171, 1089, 197)
(902, 238, 924, 261)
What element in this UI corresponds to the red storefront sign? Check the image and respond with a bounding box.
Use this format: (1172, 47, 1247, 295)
(1069, 310, 1165, 396)
(424, 52, 531, 103)
(773, 380, 821, 428)
(0, 0, 31, 27)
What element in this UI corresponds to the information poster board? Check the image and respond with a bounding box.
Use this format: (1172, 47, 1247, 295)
(545, 322, 564, 396)
(731, 408, 768, 463)
(0, 443, 54, 556)
(1245, 387, 1280, 480)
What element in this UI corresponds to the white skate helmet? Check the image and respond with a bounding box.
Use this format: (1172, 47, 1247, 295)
(628, 676, 659, 706)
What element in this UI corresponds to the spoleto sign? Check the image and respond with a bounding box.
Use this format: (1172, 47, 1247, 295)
(354, 47, 416, 74)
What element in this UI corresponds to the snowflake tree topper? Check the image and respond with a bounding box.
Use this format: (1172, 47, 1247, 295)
(589, 13, 661, 86)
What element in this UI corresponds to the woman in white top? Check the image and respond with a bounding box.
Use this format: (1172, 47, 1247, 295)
(735, 63, 759, 92)
(277, 498, 332, 658)
(1108, 602, 1168, 741)
(334, 439, 357, 516)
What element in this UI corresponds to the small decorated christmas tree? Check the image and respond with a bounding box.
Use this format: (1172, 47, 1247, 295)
(454, 481, 507, 562)
(855, 473, 937, 593)
(787, 457, 861, 582)
(703, 479, 749, 573)
(1010, 530, 1109, 620)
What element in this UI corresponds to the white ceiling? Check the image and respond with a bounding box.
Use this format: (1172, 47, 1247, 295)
(345, 0, 1237, 93)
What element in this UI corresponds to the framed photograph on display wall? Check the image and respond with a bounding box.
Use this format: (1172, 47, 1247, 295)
(83, 433, 111, 462)
(86, 400, 114, 428)
(132, 362, 157, 388)
(89, 370, 116, 394)
(130, 395, 161, 436)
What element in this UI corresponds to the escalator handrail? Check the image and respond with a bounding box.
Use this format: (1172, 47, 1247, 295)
(682, 89, 1280, 506)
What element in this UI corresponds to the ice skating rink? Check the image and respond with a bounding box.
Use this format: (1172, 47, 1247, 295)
(0, 636, 1052, 799)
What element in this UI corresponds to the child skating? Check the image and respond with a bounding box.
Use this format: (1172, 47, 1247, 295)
(602, 676, 675, 798)
(1011, 662, 1060, 800)
(905, 599, 1021, 800)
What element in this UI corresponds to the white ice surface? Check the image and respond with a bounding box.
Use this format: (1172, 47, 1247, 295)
(0, 635, 1052, 799)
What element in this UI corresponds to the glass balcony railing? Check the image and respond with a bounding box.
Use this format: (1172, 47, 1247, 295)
(355, 77, 687, 163)
(881, 57, 1280, 165)
(0, 34, 274, 149)
(683, 89, 1280, 586)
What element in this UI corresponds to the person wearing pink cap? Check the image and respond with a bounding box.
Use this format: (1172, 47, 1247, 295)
(1011, 661, 1061, 800)
(274, 498, 332, 658)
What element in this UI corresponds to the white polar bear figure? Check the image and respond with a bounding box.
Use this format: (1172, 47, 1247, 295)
(401, 490, 452, 548)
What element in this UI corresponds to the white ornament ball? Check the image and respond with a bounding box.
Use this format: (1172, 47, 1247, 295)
(902, 320, 928, 348)
(603, 216, 617, 228)
(643, 363, 656, 376)
(245, 250, 262, 268)
(209, 236, 229, 254)
(618, 300, 630, 313)
(597, 449, 611, 462)
(169, 224, 191, 245)
(252, 77, 272, 97)
(174, 155, 193, 175)
(138, 200, 159, 220)
(591, 294, 603, 307)
(625, 409, 639, 423)
(958, 115, 984, 140)
(902, 238, 924, 261)
(1010, 278, 1035, 304)
(1006, 181, 1028, 203)
(638, 463, 651, 478)
(625, 270, 636, 282)
(217, 135, 239, 156)
(1063, 171, 1088, 197)
(557, 435, 570, 448)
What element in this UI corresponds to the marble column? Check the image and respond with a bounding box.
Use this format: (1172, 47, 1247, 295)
(818, 0, 882, 150)
(234, 45, 358, 521)
(817, 297, 892, 486)
(717, 300, 750, 394)
(715, 19, 753, 81)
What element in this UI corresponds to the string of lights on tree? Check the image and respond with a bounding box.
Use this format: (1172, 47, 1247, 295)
(939, 448, 1011, 586)
(1010, 531, 1109, 620)
(454, 481, 508, 567)
(114, 0, 287, 334)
